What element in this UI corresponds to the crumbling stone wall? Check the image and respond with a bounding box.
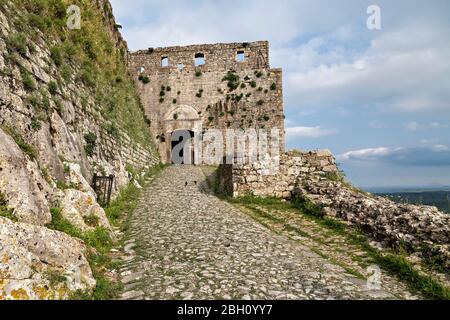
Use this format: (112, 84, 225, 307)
(223, 150, 450, 269)
(129, 41, 285, 163)
(223, 150, 337, 198)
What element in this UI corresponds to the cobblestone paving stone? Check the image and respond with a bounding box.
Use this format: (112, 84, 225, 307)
(118, 166, 419, 300)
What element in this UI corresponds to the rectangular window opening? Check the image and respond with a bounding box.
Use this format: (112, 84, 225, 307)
(236, 51, 245, 62)
(161, 57, 169, 67)
(194, 53, 205, 66)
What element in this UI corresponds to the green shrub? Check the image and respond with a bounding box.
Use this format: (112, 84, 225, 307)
(172, 99, 177, 104)
(250, 80, 257, 88)
(31, 117, 42, 131)
(173, 113, 178, 120)
(83, 214, 100, 227)
(60, 64, 71, 83)
(291, 195, 325, 218)
(84, 132, 97, 157)
(24, 0, 47, 14)
(53, 98, 64, 114)
(255, 70, 263, 78)
(195, 71, 202, 77)
(222, 72, 240, 91)
(0, 192, 17, 222)
(270, 83, 277, 90)
(26, 93, 41, 108)
(48, 81, 58, 95)
(28, 13, 51, 31)
(257, 100, 264, 106)
(78, 64, 96, 87)
(20, 67, 36, 91)
(6, 33, 28, 56)
(138, 75, 150, 84)
(56, 180, 79, 190)
(50, 46, 64, 66)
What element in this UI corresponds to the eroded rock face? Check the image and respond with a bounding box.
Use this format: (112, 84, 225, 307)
(65, 162, 96, 198)
(297, 177, 450, 269)
(0, 128, 51, 226)
(59, 162, 114, 236)
(0, 217, 95, 300)
(60, 189, 114, 235)
(49, 112, 91, 179)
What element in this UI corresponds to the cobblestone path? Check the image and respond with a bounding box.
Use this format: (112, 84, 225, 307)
(118, 166, 418, 300)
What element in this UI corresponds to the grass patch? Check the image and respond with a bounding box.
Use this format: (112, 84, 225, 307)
(229, 191, 450, 300)
(47, 207, 118, 300)
(19, 66, 36, 91)
(48, 80, 58, 95)
(5, 32, 28, 56)
(291, 195, 325, 218)
(0, 192, 17, 222)
(84, 132, 97, 157)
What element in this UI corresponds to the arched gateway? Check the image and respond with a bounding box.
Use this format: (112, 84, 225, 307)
(164, 105, 202, 164)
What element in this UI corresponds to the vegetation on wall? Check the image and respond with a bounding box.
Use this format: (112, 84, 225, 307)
(2, 0, 155, 150)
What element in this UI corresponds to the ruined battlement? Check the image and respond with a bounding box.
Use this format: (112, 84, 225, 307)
(130, 41, 270, 74)
(129, 41, 285, 164)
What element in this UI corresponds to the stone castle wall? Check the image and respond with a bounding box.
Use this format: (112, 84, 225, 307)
(222, 150, 337, 199)
(129, 41, 285, 163)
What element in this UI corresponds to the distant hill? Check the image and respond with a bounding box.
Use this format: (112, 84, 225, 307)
(375, 191, 450, 213)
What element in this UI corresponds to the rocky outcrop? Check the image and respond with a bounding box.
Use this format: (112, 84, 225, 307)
(297, 176, 450, 269)
(0, 0, 160, 300)
(60, 189, 114, 235)
(224, 150, 450, 269)
(0, 128, 51, 226)
(0, 217, 95, 300)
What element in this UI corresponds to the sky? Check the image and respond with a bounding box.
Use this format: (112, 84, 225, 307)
(110, 0, 450, 189)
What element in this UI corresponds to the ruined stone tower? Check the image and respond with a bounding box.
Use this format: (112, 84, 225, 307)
(128, 41, 285, 163)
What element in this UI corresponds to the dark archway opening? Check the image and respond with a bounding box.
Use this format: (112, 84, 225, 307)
(171, 130, 195, 165)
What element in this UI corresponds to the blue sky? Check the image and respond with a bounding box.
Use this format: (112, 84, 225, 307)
(110, 0, 450, 188)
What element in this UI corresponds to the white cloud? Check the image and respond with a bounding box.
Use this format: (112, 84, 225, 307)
(430, 122, 449, 129)
(286, 126, 337, 139)
(403, 121, 419, 131)
(281, 21, 450, 115)
(431, 144, 450, 152)
(403, 121, 449, 131)
(337, 147, 395, 161)
(337, 145, 450, 166)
